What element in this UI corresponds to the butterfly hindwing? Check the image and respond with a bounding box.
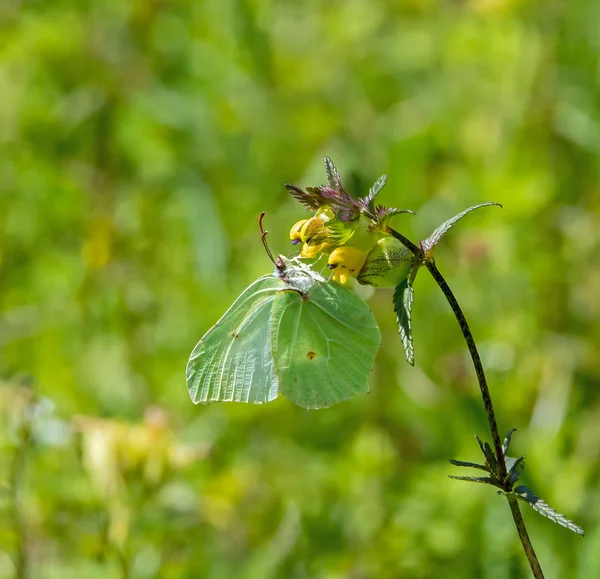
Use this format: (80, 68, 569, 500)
(271, 281, 381, 409)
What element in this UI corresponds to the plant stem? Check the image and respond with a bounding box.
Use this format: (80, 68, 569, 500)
(423, 260, 505, 474)
(388, 227, 544, 579)
(10, 413, 31, 579)
(118, 550, 131, 579)
(508, 496, 545, 579)
(425, 259, 544, 579)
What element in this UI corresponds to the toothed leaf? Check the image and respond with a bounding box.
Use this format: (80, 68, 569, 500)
(367, 206, 415, 232)
(305, 186, 360, 222)
(285, 184, 322, 211)
(448, 475, 497, 486)
(513, 486, 585, 536)
(324, 156, 341, 190)
(393, 265, 419, 365)
(449, 459, 489, 472)
(502, 428, 517, 456)
(505, 455, 525, 486)
(285, 179, 360, 222)
(475, 435, 498, 473)
(421, 202, 502, 253)
(362, 174, 388, 209)
(484, 442, 498, 473)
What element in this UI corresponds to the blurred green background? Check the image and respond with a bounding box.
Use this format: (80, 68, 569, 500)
(1, 0, 599, 577)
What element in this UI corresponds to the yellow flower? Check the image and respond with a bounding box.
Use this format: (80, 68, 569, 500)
(290, 208, 339, 258)
(289, 219, 308, 245)
(299, 208, 333, 244)
(300, 242, 331, 258)
(327, 246, 367, 284)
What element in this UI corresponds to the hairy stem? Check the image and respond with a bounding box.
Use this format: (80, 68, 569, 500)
(508, 496, 545, 579)
(388, 227, 544, 578)
(423, 260, 505, 475)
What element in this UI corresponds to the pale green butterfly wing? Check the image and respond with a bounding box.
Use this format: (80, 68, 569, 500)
(271, 281, 381, 409)
(186, 276, 281, 404)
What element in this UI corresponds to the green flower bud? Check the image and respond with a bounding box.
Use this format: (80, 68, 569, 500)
(357, 236, 413, 287)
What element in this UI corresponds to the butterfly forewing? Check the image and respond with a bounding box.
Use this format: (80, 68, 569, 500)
(186, 276, 280, 404)
(271, 282, 381, 409)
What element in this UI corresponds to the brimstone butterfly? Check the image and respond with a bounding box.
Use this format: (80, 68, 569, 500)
(186, 215, 381, 409)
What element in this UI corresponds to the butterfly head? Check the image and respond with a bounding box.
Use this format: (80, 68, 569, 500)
(259, 213, 324, 297)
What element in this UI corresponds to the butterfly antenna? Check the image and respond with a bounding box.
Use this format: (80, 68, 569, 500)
(258, 212, 276, 265)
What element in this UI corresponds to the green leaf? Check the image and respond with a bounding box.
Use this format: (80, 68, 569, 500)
(448, 475, 497, 486)
(324, 156, 341, 189)
(512, 486, 585, 536)
(362, 174, 388, 209)
(449, 459, 489, 472)
(392, 265, 419, 366)
(504, 455, 525, 486)
(285, 184, 322, 211)
(366, 206, 415, 232)
(305, 186, 360, 222)
(420, 202, 502, 253)
(502, 428, 517, 456)
(475, 435, 498, 474)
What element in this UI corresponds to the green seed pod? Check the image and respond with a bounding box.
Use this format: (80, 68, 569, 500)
(357, 236, 413, 287)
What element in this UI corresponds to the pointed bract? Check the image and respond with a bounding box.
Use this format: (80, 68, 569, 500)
(393, 265, 419, 366)
(448, 475, 497, 485)
(505, 455, 526, 486)
(306, 185, 360, 222)
(360, 174, 388, 211)
(285, 183, 323, 211)
(324, 156, 341, 190)
(475, 434, 498, 474)
(512, 486, 585, 536)
(448, 459, 488, 472)
(502, 428, 518, 456)
(421, 202, 502, 254)
(366, 206, 415, 232)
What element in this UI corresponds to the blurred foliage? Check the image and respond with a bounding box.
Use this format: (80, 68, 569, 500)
(1, 0, 599, 577)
